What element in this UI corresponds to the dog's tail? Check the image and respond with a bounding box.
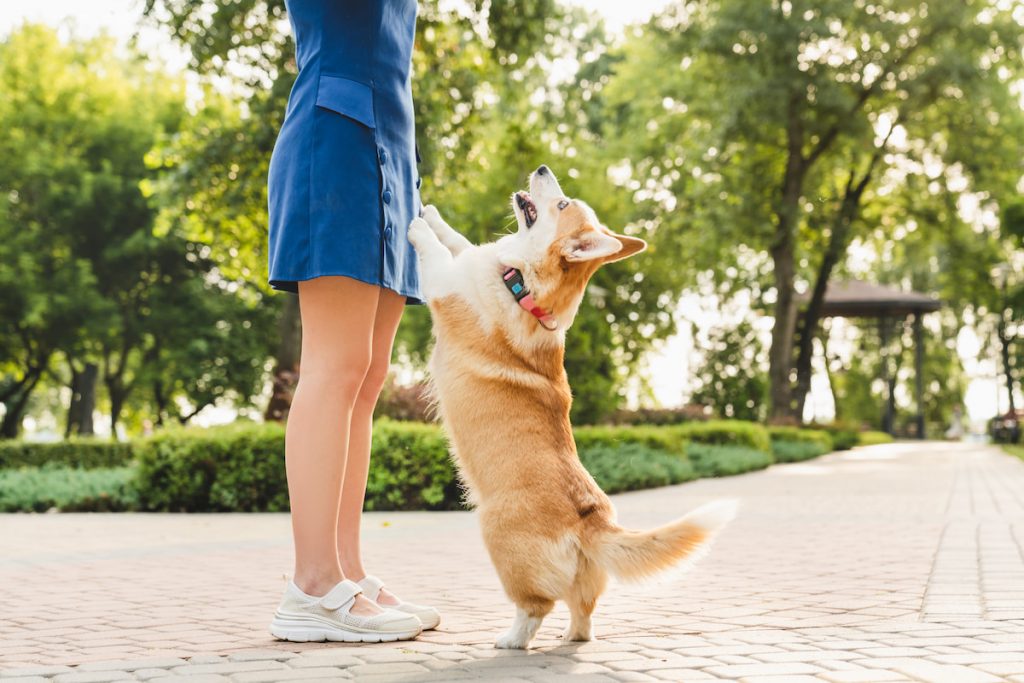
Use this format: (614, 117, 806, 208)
(589, 499, 738, 582)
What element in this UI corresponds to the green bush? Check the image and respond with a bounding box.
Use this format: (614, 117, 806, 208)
(672, 420, 771, 453)
(133, 421, 288, 512)
(578, 443, 696, 494)
(857, 430, 894, 446)
(771, 440, 828, 463)
(573, 425, 686, 457)
(0, 464, 139, 512)
(815, 422, 860, 450)
(686, 443, 774, 477)
(364, 419, 461, 511)
(133, 419, 462, 512)
(0, 438, 134, 469)
(767, 426, 833, 451)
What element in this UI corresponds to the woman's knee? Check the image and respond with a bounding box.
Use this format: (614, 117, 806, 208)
(298, 356, 373, 400)
(355, 357, 391, 407)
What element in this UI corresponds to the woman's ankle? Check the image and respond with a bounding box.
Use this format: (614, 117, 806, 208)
(338, 557, 366, 582)
(292, 566, 344, 597)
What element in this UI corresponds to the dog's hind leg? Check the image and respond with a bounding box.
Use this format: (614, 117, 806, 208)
(564, 559, 607, 642)
(495, 597, 554, 650)
(420, 204, 474, 256)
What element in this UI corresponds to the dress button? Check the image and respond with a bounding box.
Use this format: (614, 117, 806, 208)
(379, 148, 388, 164)
(416, 177, 422, 189)
(384, 223, 392, 236)
(383, 190, 392, 205)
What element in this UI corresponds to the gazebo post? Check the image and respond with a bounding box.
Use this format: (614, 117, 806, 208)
(879, 317, 894, 435)
(913, 312, 925, 439)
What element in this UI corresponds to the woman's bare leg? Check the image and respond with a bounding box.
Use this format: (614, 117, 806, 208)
(286, 275, 386, 616)
(337, 287, 406, 601)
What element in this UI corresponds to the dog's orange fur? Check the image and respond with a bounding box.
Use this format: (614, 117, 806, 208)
(422, 192, 733, 648)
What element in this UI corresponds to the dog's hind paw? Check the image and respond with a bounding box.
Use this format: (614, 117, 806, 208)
(494, 632, 530, 649)
(562, 626, 592, 642)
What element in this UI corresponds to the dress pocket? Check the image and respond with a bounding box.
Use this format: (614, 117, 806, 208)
(315, 74, 376, 129)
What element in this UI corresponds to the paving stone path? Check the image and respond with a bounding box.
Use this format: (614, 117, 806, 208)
(2, 441, 1023, 682)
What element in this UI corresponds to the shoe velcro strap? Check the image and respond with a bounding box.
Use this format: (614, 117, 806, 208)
(359, 574, 385, 601)
(319, 579, 363, 610)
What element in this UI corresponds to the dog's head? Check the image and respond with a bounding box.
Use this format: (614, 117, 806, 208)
(498, 165, 647, 327)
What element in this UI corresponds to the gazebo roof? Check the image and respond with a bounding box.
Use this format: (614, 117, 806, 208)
(799, 280, 941, 318)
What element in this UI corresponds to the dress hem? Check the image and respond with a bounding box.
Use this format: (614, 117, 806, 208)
(269, 271, 425, 306)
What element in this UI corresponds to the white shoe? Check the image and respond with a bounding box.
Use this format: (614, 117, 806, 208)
(269, 578, 422, 643)
(357, 574, 441, 630)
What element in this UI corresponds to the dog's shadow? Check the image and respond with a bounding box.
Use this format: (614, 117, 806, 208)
(380, 636, 673, 682)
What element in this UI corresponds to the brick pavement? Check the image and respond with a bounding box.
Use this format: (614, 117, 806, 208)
(1, 441, 1023, 682)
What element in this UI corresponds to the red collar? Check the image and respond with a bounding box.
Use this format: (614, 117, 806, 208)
(502, 267, 558, 331)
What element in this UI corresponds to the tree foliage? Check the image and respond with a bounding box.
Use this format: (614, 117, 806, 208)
(0, 24, 274, 437)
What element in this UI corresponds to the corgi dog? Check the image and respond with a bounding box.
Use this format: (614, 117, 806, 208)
(407, 165, 737, 649)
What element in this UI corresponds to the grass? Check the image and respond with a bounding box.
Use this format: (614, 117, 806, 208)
(1002, 445, 1024, 461)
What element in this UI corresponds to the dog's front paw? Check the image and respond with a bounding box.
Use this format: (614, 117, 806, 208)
(494, 632, 530, 650)
(421, 204, 442, 226)
(407, 217, 432, 250)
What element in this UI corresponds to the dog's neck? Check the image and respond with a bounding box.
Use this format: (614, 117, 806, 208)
(501, 267, 559, 331)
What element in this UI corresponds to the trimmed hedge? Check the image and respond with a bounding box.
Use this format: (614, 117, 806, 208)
(0, 438, 134, 469)
(857, 430, 894, 446)
(364, 419, 462, 511)
(767, 426, 833, 451)
(767, 427, 833, 463)
(0, 464, 139, 512)
(672, 420, 771, 453)
(687, 443, 774, 477)
(133, 418, 462, 512)
(134, 421, 289, 512)
(579, 443, 696, 494)
(771, 440, 828, 463)
(2, 417, 841, 512)
(573, 425, 686, 457)
(816, 422, 859, 450)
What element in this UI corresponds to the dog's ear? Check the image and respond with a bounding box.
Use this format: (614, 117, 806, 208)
(560, 229, 623, 262)
(603, 233, 647, 263)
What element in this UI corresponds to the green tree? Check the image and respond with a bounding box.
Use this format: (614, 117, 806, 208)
(0, 24, 275, 437)
(690, 320, 768, 421)
(596, 0, 1024, 422)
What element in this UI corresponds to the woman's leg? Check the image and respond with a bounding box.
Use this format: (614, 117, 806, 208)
(285, 275, 386, 616)
(336, 286, 406, 590)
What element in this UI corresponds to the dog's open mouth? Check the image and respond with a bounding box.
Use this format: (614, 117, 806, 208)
(516, 191, 538, 228)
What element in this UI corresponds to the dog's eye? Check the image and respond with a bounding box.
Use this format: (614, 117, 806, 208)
(557, 199, 569, 210)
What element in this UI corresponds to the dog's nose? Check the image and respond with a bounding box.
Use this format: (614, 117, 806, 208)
(536, 165, 549, 176)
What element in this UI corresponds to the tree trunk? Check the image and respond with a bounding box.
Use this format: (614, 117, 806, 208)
(767, 91, 809, 422)
(109, 382, 126, 439)
(152, 379, 168, 427)
(998, 306, 1016, 415)
(768, 243, 797, 422)
(820, 320, 838, 421)
(1, 370, 42, 439)
(66, 362, 98, 437)
(264, 294, 302, 422)
(792, 137, 891, 421)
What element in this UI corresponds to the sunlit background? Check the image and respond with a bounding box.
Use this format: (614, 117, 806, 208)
(3, 0, 1022, 439)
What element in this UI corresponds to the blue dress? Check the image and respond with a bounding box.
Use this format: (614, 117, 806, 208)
(267, 0, 424, 305)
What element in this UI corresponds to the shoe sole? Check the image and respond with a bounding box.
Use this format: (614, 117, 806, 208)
(269, 615, 422, 643)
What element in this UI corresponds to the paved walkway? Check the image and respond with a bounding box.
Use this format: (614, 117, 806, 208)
(2, 442, 1023, 682)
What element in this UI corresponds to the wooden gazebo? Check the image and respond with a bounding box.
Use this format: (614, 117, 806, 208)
(804, 281, 941, 438)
